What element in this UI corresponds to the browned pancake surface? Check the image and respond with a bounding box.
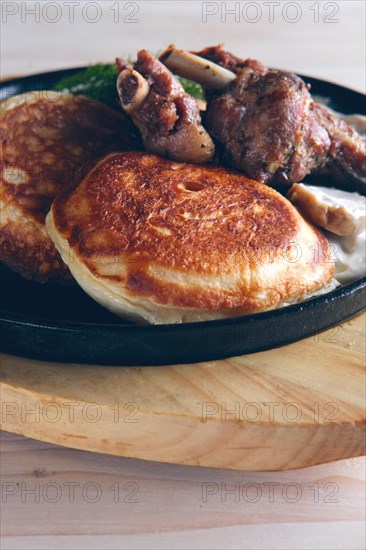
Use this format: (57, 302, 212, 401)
(0, 92, 141, 282)
(52, 152, 333, 312)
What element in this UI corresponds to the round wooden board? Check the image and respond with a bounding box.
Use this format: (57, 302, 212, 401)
(1, 312, 365, 471)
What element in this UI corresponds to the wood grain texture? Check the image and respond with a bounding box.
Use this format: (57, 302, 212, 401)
(1, 431, 365, 550)
(1, 313, 365, 471)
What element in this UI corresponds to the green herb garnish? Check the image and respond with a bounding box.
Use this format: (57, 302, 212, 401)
(176, 76, 204, 101)
(52, 63, 119, 108)
(52, 63, 205, 108)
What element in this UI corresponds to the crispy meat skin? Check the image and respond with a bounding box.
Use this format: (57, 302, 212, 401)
(116, 50, 214, 163)
(197, 45, 366, 186)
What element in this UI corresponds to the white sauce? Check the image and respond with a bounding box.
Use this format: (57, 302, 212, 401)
(290, 185, 366, 285)
(326, 228, 366, 284)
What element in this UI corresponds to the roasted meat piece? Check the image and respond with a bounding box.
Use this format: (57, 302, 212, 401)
(162, 45, 365, 187)
(313, 103, 366, 185)
(195, 45, 366, 187)
(204, 68, 331, 186)
(116, 50, 214, 164)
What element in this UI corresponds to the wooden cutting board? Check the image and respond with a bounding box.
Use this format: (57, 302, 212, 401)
(1, 312, 365, 471)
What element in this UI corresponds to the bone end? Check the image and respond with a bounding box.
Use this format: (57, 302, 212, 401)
(117, 69, 150, 113)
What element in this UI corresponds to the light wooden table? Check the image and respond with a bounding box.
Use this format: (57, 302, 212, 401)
(1, 1, 365, 549)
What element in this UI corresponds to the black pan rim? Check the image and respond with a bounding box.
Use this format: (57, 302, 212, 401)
(1, 277, 365, 333)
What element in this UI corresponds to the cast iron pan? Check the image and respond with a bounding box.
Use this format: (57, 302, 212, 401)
(0, 68, 365, 365)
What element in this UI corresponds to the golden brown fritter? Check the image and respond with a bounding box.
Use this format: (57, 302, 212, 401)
(47, 152, 334, 323)
(0, 91, 141, 283)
